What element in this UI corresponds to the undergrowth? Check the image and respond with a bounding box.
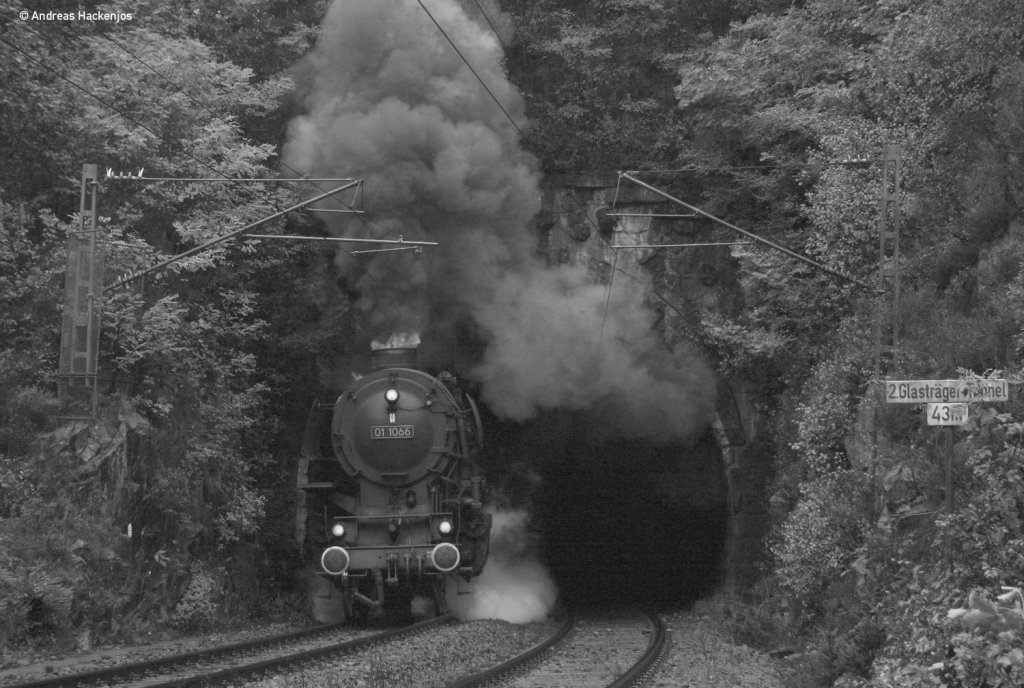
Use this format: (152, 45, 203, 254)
(718, 401, 1024, 687)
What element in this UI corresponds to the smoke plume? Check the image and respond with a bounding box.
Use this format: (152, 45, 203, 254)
(446, 509, 557, 623)
(283, 0, 715, 441)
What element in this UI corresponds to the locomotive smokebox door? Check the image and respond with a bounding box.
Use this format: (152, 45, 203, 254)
(331, 366, 459, 486)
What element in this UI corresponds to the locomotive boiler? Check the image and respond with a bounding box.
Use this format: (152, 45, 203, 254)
(297, 345, 491, 622)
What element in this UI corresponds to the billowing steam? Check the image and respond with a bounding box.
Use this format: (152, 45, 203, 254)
(446, 509, 557, 623)
(283, 0, 536, 346)
(284, 0, 715, 444)
(371, 332, 421, 350)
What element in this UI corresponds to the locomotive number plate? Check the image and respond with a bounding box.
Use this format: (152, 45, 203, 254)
(371, 425, 415, 439)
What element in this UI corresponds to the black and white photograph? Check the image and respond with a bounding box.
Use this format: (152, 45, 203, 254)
(0, 1, 1022, 686)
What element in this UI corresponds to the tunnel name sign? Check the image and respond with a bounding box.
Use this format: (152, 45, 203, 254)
(885, 380, 1008, 404)
(885, 379, 1009, 427)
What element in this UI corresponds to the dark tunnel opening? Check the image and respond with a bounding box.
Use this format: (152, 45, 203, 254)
(486, 414, 730, 610)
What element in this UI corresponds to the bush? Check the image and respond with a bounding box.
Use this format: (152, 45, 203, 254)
(772, 470, 873, 603)
(0, 506, 134, 647)
(0, 387, 58, 474)
(171, 564, 222, 631)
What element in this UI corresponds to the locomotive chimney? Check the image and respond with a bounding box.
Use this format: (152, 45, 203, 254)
(371, 347, 420, 371)
(370, 332, 421, 370)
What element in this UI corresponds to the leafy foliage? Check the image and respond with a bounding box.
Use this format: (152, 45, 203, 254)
(696, 308, 791, 379)
(0, 1, 332, 646)
(0, 475, 136, 646)
(636, 1, 1024, 685)
(0, 201, 64, 448)
(502, 0, 740, 172)
(771, 469, 872, 602)
(171, 564, 221, 631)
(790, 333, 873, 478)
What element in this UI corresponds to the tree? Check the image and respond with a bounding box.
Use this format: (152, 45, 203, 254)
(501, 0, 745, 173)
(670, 2, 1024, 683)
(0, 8, 328, 637)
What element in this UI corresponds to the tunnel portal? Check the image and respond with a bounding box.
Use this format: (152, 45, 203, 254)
(486, 413, 730, 609)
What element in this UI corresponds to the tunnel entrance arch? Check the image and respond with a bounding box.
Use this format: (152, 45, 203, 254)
(712, 377, 770, 589)
(524, 416, 729, 607)
(537, 175, 772, 592)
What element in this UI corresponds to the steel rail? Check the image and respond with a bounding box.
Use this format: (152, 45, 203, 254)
(157, 614, 453, 687)
(443, 611, 577, 688)
(4, 616, 450, 688)
(2, 622, 341, 688)
(443, 609, 666, 688)
(608, 610, 669, 688)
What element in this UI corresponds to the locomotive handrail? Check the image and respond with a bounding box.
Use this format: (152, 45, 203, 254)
(333, 511, 456, 521)
(464, 394, 485, 452)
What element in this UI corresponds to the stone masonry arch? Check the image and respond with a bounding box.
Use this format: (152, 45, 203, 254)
(540, 174, 772, 589)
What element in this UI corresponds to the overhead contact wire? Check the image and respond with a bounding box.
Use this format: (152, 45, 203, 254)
(462, 0, 696, 344)
(415, 0, 524, 137)
(619, 171, 875, 290)
(99, 33, 363, 214)
(598, 249, 618, 342)
(555, 190, 706, 349)
(8, 25, 389, 256)
(472, 0, 507, 50)
(21, 22, 374, 238)
(0, 31, 287, 213)
(0, 31, 370, 286)
(105, 181, 359, 290)
(100, 31, 393, 240)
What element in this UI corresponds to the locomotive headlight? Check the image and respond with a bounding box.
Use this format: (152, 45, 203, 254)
(384, 387, 399, 404)
(431, 543, 460, 573)
(330, 523, 346, 539)
(438, 519, 453, 535)
(321, 546, 350, 576)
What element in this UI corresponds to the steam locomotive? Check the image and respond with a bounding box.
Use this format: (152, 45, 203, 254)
(296, 346, 491, 622)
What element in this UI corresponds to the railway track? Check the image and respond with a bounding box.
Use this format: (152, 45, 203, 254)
(3, 608, 665, 688)
(1, 615, 451, 688)
(447, 608, 667, 688)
